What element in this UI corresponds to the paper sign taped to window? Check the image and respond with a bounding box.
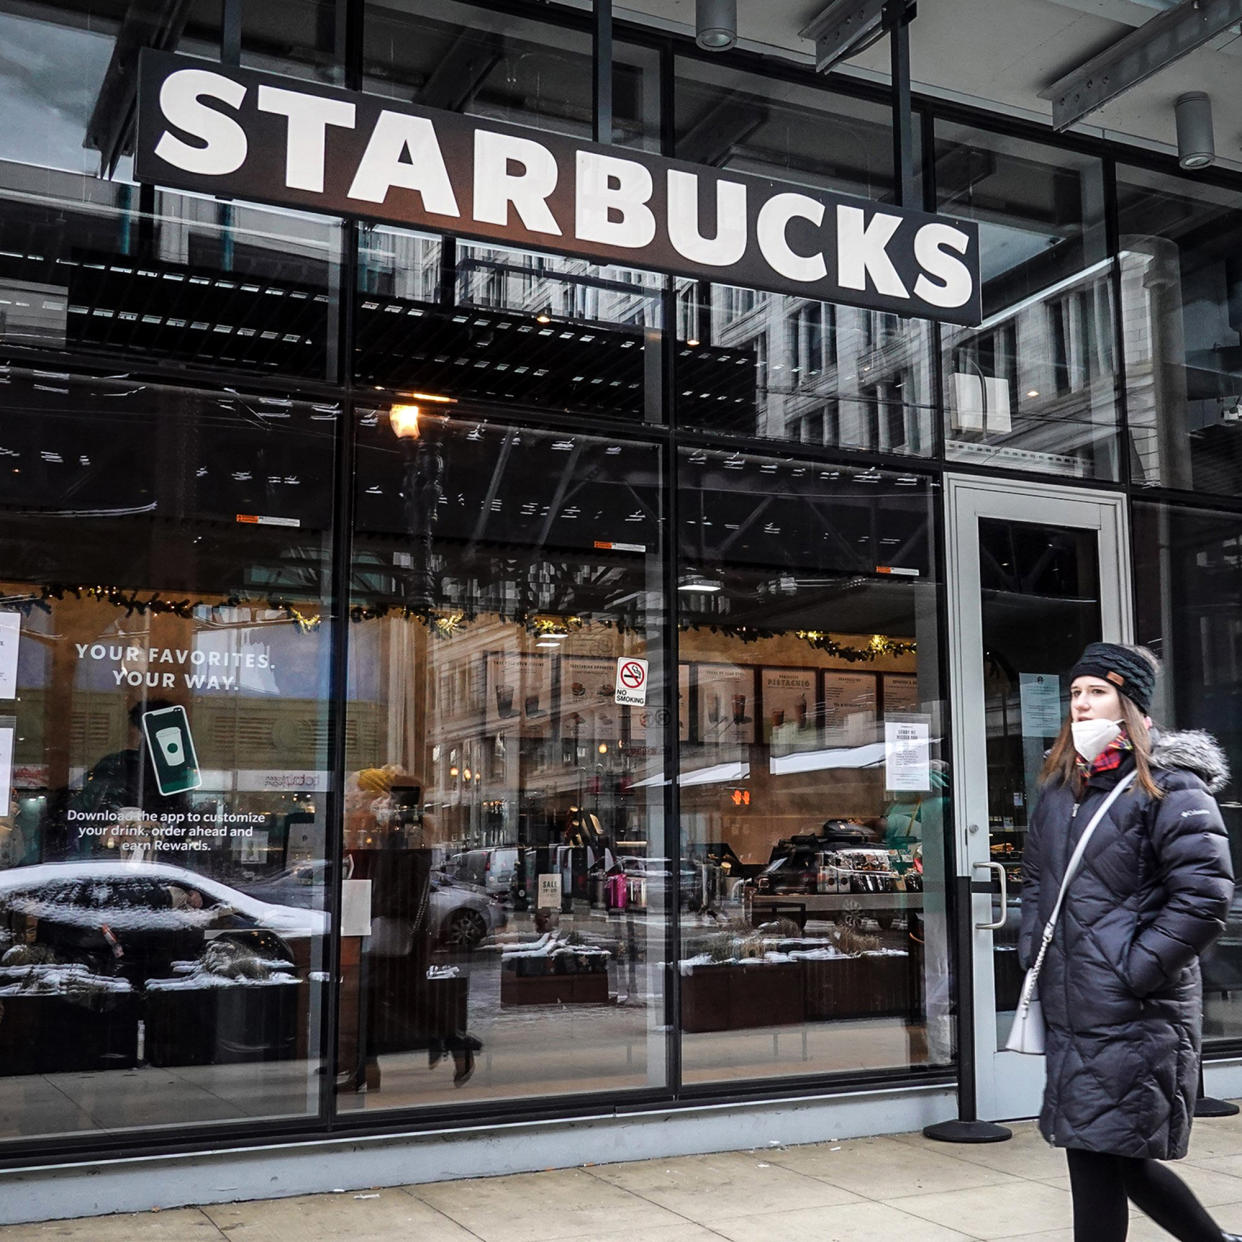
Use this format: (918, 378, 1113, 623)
(1020, 673, 1064, 737)
(885, 717, 930, 791)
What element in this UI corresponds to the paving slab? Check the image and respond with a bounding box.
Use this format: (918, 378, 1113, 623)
(890, 1178, 1074, 1239)
(766, 1133, 1015, 1197)
(0, 1208, 224, 1240)
(585, 1148, 861, 1223)
(203, 1190, 478, 1242)
(413, 1165, 692, 1242)
(709, 1200, 978, 1242)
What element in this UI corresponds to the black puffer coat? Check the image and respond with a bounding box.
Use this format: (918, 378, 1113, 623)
(1019, 730, 1234, 1160)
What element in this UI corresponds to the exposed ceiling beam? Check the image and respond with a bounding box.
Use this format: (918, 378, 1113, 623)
(678, 95, 769, 166)
(799, 0, 915, 74)
(85, 0, 195, 178)
(419, 29, 504, 112)
(1041, 0, 1242, 131)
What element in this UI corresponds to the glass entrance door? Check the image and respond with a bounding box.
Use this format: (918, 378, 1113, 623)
(944, 476, 1132, 1121)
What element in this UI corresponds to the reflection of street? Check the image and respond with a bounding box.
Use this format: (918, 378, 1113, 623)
(330, 900, 923, 1110)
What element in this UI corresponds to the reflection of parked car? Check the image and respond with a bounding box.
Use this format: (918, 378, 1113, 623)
(240, 859, 503, 950)
(442, 847, 519, 899)
(618, 855, 697, 906)
(0, 862, 325, 987)
(429, 871, 506, 949)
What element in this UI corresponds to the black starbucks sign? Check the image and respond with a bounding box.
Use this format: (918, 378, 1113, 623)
(136, 51, 982, 326)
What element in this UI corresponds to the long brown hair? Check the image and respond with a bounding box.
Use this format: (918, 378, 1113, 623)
(1039, 693, 1163, 800)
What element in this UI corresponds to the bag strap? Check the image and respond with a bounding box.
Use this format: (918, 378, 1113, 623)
(1026, 775, 1133, 984)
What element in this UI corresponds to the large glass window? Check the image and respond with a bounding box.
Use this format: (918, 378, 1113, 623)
(1133, 501, 1242, 1041)
(0, 164, 343, 382)
(1117, 167, 1242, 495)
(672, 63, 934, 453)
(355, 232, 665, 422)
(676, 453, 951, 1084)
(935, 125, 1119, 479)
(343, 409, 668, 1109)
(0, 368, 337, 1141)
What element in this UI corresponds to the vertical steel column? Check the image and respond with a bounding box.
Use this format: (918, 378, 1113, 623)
(321, 0, 364, 1128)
(218, 0, 241, 271)
(884, 0, 917, 210)
(594, 0, 613, 144)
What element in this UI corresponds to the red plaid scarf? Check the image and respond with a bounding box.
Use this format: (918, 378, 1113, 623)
(1076, 726, 1132, 778)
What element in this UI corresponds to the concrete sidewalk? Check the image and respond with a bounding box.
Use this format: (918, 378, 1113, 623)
(6, 1114, 1242, 1242)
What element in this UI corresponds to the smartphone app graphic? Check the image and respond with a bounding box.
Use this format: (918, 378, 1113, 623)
(141, 704, 202, 795)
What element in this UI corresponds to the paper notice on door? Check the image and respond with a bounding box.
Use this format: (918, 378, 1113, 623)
(0, 613, 18, 700)
(0, 726, 12, 814)
(885, 717, 930, 791)
(1020, 673, 1063, 737)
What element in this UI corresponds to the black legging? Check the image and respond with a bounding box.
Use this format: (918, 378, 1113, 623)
(1066, 1149, 1225, 1241)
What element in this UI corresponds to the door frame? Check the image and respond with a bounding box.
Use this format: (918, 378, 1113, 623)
(943, 473, 1133, 1121)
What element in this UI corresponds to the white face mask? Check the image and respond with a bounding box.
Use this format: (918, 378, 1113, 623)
(1071, 717, 1123, 763)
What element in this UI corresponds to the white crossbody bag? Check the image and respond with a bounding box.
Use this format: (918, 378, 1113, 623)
(1005, 776, 1132, 1055)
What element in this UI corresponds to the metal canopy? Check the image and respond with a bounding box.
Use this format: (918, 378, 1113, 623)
(799, 0, 915, 74)
(1041, 0, 1242, 132)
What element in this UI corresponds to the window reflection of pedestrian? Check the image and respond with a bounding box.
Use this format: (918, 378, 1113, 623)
(1020, 643, 1237, 1242)
(883, 761, 950, 1065)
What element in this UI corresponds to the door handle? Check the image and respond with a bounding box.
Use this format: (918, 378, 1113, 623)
(973, 860, 1008, 930)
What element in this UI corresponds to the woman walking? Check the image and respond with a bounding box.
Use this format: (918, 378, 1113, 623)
(1020, 642, 1236, 1242)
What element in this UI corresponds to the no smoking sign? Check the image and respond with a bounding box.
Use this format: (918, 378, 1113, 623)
(614, 657, 649, 706)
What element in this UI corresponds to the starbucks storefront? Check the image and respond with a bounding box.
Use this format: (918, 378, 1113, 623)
(0, 0, 1239, 1221)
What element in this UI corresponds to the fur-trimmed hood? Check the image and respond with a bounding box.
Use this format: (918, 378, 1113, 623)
(1152, 728, 1231, 794)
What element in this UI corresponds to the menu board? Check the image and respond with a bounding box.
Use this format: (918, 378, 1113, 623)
(559, 655, 620, 744)
(883, 674, 920, 714)
(696, 663, 755, 745)
(822, 671, 878, 740)
(760, 667, 818, 746)
(486, 652, 554, 737)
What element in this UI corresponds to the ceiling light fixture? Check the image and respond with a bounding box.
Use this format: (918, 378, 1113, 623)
(678, 573, 723, 594)
(389, 403, 421, 439)
(696, 0, 736, 51)
(1175, 92, 1214, 170)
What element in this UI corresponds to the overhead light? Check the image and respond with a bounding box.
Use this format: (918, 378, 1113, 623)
(1026, 389, 1040, 398)
(696, 0, 736, 50)
(389, 403, 420, 439)
(535, 308, 552, 325)
(678, 573, 722, 593)
(1175, 92, 1214, 170)
(536, 639, 561, 648)
(409, 391, 454, 404)
(686, 336, 701, 347)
